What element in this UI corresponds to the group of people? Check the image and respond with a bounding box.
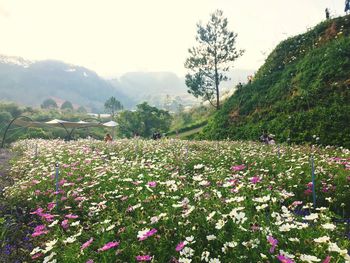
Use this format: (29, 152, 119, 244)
(325, 1, 350, 19)
(152, 132, 162, 140)
(260, 133, 276, 145)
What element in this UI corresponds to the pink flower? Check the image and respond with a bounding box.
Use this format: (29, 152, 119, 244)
(47, 202, 56, 211)
(322, 256, 331, 263)
(86, 260, 94, 263)
(231, 164, 246, 171)
(136, 255, 152, 261)
(32, 225, 49, 237)
(98, 241, 120, 252)
(139, 228, 158, 241)
(148, 181, 157, 187)
(61, 219, 69, 229)
(250, 176, 261, 184)
(176, 241, 185, 251)
(267, 236, 278, 253)
(81, 238, 93, 250)
(65, 214, 79, 219)
(277, 254, 294, 263)
(31, 253, 43, 259)
(30, 207, 44, 215)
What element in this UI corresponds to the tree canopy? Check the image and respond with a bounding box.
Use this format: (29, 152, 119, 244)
(104, 96, 123, 117)
(41, 98, 58, 109)
(116, 102, 172, 138)
(185, 10, 244, 109)
(61, 101, 73, 110)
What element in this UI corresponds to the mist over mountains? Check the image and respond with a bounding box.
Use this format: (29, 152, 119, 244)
(0, 54, 253, 112)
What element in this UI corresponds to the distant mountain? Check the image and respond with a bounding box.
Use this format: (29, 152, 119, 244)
(109, 69, 254, 109)
(0, 54, 253, 112)
(0, 55, 132, 112)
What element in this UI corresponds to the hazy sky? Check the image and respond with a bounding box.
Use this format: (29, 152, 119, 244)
(0, 0, 346, 77)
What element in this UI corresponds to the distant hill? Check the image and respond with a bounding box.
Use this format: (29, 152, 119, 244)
(203, 15, 350, 147)
(0, 54, 253, 112)
(0, 56, 132, 112)
(109, 69, 254, 109)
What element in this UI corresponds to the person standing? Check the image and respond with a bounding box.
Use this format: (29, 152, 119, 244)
(346, 0, 350, 14)
(325, 8, 330, 19)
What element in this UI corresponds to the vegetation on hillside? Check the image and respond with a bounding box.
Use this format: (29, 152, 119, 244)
(202, 15, 350, 148)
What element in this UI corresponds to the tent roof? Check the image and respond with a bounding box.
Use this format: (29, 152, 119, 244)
(13, 119, 118, 129)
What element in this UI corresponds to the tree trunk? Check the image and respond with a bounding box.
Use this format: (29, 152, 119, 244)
(214, 60, 220, 110)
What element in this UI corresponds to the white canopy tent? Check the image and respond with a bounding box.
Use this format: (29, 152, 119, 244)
(1, 117, 118, 147)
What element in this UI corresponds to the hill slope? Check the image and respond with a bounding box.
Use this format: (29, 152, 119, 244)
(203, 15, 350, 147)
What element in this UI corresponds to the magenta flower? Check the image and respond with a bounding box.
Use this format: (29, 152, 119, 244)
(81, 238, 93, 250)
(136, 255, 152, 261)
(139, 228, 158, 241)
(86, 260, 94, 263)
(267, 236, 278, 253)
(148, 181, 157, 187)
(30, 207, 44, 215)
(61, 219, 69, 229)
(250, 176, 261, 184)
(322, 256, 331, 263)
(65, 214, 79, 219)
(176, 241, 185, 251)
(231, 164, 246, 171)
(47, 202, 56, 211)
(98, 241, 120, 252)
(32, 225, 49, 237)
(277, 254, 294, 263)
(31, 253, 43, 259)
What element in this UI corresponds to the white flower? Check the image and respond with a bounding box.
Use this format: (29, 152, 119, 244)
(43, 252, 56, 263)
(71, 220, 80, 227)
(322, 223, 336, 230)
(206, 235, 216, 241)
(215, 219, 226, 229)
(201, 251, 210, 262)
(48, 220, 59, 228)
(180, 247, 194, 258)
(314, 236, 330, 243)
(42, 239, 58, 254)
(209, 258, 221, 263)
(328, 242, 348, 256)
(30, 246, 42, 255)
(185, 236, 195, 244)
(206, 211, 216, 221)
(106, 224, 116, 231)
(304, 213, 318, 221)
(300, 254, 321, 262)
(63, 236, 76, 244)
(179, 258, 192, 263)
(194, 164, 204, 169)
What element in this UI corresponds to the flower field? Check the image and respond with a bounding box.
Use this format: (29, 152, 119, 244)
(2, 139, 350, 262)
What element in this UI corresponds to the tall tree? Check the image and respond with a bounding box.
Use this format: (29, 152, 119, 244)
(185, 10, 244, 109)
(104, 96, 123, 117)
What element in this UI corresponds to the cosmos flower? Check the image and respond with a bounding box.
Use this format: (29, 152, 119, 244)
(97, 241, 120, 252)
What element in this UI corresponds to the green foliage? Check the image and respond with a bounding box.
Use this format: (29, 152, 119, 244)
(41, 98, 58, 109)
(116, 102, 172, 138)
(61, 101, 73, 110)
(185, 9, 244, 109)
(203, 15, 350, 148)
(104, 96, 123, 117)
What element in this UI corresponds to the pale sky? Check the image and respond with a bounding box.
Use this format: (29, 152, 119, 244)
(0, 0, 346, 77)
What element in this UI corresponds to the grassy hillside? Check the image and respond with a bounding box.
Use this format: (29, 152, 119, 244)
(203, 15, 350, 147)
